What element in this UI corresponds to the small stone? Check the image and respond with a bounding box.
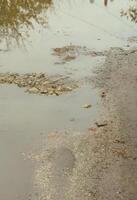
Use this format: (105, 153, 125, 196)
(95, 122, 108, 128)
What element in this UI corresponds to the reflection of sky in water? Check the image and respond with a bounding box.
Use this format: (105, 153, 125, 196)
(0, 0, 137, 74)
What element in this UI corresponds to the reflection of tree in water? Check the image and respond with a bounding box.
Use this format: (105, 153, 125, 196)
(90, 0, 137, 23)
(0, 0, 52, 46)
(89, 0, 114, 6)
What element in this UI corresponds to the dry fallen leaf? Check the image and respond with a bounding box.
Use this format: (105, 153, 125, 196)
(82, 104, 92, 109)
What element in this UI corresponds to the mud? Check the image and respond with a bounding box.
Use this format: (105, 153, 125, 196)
(89, 47, 137, 199)
(30, 48, 137, 200)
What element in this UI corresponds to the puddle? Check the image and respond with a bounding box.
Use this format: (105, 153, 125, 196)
(0, 0, 137, 199)
(0, 136, 33, 200)
(0, 85, 101, 134)
(0, 84, 101, 199)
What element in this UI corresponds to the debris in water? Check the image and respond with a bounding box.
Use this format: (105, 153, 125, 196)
(0, 72, 78, 96)
(82, 104, 92, 109)
(52, 45, 107, 63)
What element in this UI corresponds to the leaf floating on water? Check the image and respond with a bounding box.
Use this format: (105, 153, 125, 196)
(82, 104, 92, 109)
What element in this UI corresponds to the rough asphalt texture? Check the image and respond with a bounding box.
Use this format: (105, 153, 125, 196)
(32, 48, 137, 200)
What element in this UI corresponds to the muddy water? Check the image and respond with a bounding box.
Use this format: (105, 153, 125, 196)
(0, 0, 137, 199)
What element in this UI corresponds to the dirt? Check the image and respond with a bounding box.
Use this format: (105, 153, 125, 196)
(29, 47, 137, 200)
(89, 47, 137, 199)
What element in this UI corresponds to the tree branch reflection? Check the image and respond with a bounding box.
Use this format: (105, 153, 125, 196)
(0, 0, 52, 47)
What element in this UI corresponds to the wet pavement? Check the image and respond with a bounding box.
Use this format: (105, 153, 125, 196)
(0, 0, 137, 199)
